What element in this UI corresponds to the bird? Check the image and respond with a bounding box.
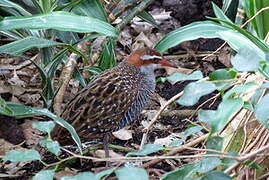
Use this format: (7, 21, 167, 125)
(52, 48, 173, 145)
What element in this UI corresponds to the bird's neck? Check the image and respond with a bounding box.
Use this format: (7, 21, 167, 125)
(139, 64, 157, 92)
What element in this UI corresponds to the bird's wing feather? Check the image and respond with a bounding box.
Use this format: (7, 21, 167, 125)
(60, 65, 140, 140)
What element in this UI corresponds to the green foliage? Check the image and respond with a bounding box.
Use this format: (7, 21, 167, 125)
(199, 98, 244, 133)
(201, 171, 232, 180)
(32, 170, 55, 180)
(32, 121, 55, 134)
(162, 164, 197, 180)
(40, 138, 61, 156)
(115, 167, 149, 180)
(195, 157, 222, 173)
(162, 70, 203, 83)
(0, 100, 82, 152)
(209, 68, 237, 90)
(177, 82, 217, 106)
(3, 149, 41, 162)
(255, 94, 269, 129)
(127, 144, 164, 156)
(243, 0, 269, 39)
(62, 172, 96, 180)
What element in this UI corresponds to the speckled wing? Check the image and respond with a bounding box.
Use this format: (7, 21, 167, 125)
(58, 63, 141, 141)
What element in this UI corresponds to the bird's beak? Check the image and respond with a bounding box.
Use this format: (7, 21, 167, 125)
(159, 59, 175, 68)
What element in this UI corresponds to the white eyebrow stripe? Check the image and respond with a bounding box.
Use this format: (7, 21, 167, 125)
(141, 55, 162, 61)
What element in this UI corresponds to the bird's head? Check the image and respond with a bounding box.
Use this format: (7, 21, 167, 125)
(126, 48, 173, 68)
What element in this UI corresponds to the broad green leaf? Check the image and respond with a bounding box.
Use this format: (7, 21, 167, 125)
(115, 167, 149, 180)
(184, 126, 203, 137)
(195, 157, 222, 173)
(255, 93, 269, 128)
(154, 21, 265, 56)
(95, 169, 114, 180)
(223, 82, 257, 100)
(231, 47, 263, 71)
(0, 11, 117, 37)
(210, 18, 269, 53)
(162, 164, 196, 180)
(201, 171, 231, 180)
(164, 71, 203, 83)
(0, 102, 82, 152)
(32, 121, 55, 134)
(0, 36, 63, 54)
(177, 82, 216, 106)
(209, 69, 237, 90)
(199, 98, 244, 133)
(3, 149, 41, 162)
(206, 136, 223, 153)
(127, 144, 164, 156)
(33, 170, 55, 180)
(40, 138, 60, 156)
(62, 172, 96, 180)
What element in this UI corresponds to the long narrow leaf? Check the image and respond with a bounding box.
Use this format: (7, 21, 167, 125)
(72, 0, 108, 22)
(0, 0, 32, 16)
(0, 11, 117, 37)
(0, 36, 63, 54)
(154, 21, 266, 58)
(212, 3, 233, 24)
(210, 18, 269, 52)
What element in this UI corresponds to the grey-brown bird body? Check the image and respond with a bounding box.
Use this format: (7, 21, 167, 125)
(53, 48, 172, 143)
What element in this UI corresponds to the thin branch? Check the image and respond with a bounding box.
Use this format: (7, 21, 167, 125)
(141, 133, 209, 168)
(241, 7, 269, 28)
(116, 0, 155, 31)
(140, 78, 208, 150)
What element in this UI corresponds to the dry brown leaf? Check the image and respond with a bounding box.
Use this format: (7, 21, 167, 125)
(8, 70, 26, 87)
(0, 139, 17, 156)
(118, 28, 132, 48)
(94, 149, 123, 159)
(154, 133, 183, 147)
(112, 128, 133, 140)
(54, 168, 77, 180)
(20, 120, 43, 146)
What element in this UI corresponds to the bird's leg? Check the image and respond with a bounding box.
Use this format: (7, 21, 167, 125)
(103, 133, 110, 158)
(103, 133, 111, 167)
